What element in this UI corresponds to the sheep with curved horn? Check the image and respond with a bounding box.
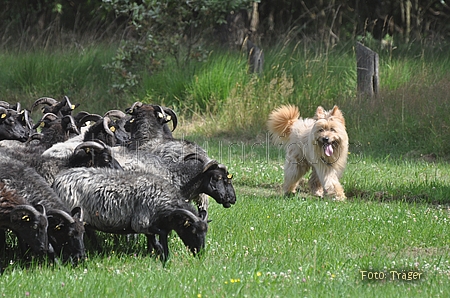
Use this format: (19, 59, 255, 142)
(0, 182, 50, 262)
(52, 167, 209, 262)
(0, 158, 86, 263)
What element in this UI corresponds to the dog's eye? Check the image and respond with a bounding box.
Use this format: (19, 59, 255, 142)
(330, 128, 336, 132)
(318, 129, 324, 132)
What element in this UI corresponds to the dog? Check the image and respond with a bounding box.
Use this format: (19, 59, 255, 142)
(267, 105, 348, 201)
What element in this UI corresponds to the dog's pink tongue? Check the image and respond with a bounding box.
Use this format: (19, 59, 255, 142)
(324, 144, 333, 157)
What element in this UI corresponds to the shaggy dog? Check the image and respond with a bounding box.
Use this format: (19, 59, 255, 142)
(267, 105, 348, 201)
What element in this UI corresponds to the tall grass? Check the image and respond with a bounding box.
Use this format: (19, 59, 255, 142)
(1, 40, 450, 157)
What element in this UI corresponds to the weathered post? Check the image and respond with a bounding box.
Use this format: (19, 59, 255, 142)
(247, 39, 264, 75)
(356, 42, 379, 97)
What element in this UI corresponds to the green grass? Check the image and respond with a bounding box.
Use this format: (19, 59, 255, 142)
(1, 140, 449, 297)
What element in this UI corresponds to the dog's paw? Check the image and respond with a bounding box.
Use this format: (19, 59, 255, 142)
(332, 194, 347, 202)
(311, 189, 324, 197)
(284, 191, 297, 197)
(324, 189, 346, 201)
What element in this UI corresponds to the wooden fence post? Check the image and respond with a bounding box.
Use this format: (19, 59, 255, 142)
(356, 42, 379, 97)
(247, 39, 264, 75)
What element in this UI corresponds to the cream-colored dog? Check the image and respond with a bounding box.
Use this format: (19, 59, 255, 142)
(267, 105, 348, 200)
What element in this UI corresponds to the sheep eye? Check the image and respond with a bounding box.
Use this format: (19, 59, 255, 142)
(157, 112, 164, 118)
(166, 115, 171, 121)
(1, 113, 6, 119)
(109, 126, 116, 132)
(40, 122, 45, 127)
(227, 174, 233, 179)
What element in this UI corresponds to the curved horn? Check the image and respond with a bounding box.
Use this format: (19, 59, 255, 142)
(62, 96, 78, 111)
(163, 107, 178, 131)
(61, 115, 80, 135)
(202, 159, 220, 172)
(11, 204, 44, 218)
(32, 113, 58, 129)
(78, 114, 102, 128)
(39, 113, 59, 122)
(153, 105, 166, 119)
(0, 101, 11, 108)
(103, 116, 115, 137)
(14, 102, 21, 112)
(125, 102, 143, 114)
(171, 209, 201, 223)
(47, 209, 75, 224)
(22, 109, 34, 130)
(31, 97, 58, 110)
(75, 140, 108, 152)
(104, 110, 127, 119)
(218, 164, 227, 171)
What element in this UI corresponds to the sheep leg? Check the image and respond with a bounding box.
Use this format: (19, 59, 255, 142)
(85, 228, 102, 253)
(157, 232, 169, 262)
(146, 234, 164, 256)
(148, 227, 169, 262)
(0, 230, 5, 269)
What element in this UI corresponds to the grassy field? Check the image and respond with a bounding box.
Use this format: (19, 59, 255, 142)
(0, 41, 449, 296)
(1, 140, 449, 297)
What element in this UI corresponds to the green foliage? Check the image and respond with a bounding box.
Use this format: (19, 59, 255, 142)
(101, 0, 251, 93)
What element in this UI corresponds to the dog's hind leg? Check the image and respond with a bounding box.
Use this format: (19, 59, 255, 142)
(283, 158, 309, 196)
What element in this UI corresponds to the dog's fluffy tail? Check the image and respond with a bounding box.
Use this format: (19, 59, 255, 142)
(267, 105, 300, 145)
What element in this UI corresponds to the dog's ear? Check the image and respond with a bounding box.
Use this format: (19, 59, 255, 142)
(330, 106, 345, 125)
(314, 106, 326, 119)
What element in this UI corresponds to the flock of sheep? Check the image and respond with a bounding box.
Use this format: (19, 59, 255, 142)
(0, 96, 236, 270)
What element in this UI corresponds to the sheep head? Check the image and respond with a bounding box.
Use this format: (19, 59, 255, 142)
(31, 96, 79, 117)
(170, 209, 208, 257)
(126, 102, 177, 140)
(200, 162, 236, 208)
(47, 207, 86, 264)
(9, 204, 50, 256)
(70, 140, 124, 170)
(0, 108, 29, 142)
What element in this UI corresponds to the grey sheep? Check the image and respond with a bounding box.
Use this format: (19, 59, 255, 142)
(0, 107, 29, 143)
(1, 140, 123, 185)
(0, 158, 86, 263)
(52, 167, 209, 261)
(0, 182, 50, 264)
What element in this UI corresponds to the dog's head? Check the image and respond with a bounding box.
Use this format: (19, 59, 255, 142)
(312, 106, 348, 164)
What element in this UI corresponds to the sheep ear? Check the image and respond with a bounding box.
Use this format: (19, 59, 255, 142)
(198, 210, 208, 221)
(34, 204, 46, 216)
(71, 207, 83, 221)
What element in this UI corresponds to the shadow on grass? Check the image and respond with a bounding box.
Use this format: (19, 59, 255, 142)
(346, 187, 450, 206)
